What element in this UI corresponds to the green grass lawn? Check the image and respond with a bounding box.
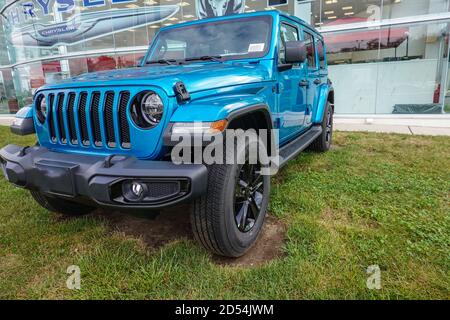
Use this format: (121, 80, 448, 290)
(0, 126, 448, 299)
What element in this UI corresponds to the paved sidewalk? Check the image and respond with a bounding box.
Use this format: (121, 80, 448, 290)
(1, 115, 450, 136)
(334, 115, 450, 136)
(0, 117, 14, 127)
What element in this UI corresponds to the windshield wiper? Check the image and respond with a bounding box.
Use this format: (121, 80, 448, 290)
(184, 55, 223, 63)
(146, 59, 177, 65)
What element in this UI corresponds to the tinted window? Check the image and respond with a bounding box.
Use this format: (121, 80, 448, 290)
(278, 23, 299, 64)
(317, 40, 326, 69)
(304, 31, 316, 69)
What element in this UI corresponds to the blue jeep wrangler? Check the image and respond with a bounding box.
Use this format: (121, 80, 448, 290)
(0, 11, 334, 257)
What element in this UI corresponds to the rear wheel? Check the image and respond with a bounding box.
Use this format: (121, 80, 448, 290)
(190, 138, 270, 257)
(30, 191, 95, 216)
(309, 102, 333, 152)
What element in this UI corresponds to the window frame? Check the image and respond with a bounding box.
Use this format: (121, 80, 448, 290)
(303, 29, 318, 71)
(278, 21, 300, 66)
(316, 38, 327, 70)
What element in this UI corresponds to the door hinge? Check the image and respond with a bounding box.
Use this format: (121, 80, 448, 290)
(273, 83, 281, 94)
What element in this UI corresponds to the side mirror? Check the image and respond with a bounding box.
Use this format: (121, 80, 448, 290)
(285, 40, 307, 64)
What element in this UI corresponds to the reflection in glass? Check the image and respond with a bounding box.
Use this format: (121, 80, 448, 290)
(382, 0, 450, 20)
(378, 22, 450, 114)
(320, 0, 383, 27)
(325, 29, 382, 65)
(326, 22, 450, 114)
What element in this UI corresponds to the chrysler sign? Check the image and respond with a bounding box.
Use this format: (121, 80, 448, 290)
(0, 0, 179, 47)
(2, 0, 141, 24)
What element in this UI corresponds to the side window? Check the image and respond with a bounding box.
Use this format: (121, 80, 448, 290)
(304, 31, 316, 69)
(278, 23, 299, 64)
(317, 39, 326, 69)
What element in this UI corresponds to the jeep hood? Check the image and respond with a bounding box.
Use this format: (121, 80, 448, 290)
(46, 62, 272, 95)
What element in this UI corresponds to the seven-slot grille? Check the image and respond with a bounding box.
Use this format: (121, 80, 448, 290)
(44, 90, 131, 149)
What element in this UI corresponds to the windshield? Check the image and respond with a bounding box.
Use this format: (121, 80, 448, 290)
(146, 16, 273, 64)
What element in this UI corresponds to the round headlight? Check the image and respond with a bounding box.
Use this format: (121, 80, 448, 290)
(131, 91, 164, 128)
(36, 95, 47, 124)
(141, 92, 163, 125)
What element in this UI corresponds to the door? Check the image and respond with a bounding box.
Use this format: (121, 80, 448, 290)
(277, 22, 308, 144)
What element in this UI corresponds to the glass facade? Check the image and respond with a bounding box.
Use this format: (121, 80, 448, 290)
(0, 0, 449, 114)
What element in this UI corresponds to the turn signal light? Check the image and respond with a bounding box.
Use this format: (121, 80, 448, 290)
(210, 119, 228, 133)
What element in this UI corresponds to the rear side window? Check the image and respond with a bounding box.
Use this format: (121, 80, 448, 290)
(304, 31, 316, 69)
(317, 40, 326, 69)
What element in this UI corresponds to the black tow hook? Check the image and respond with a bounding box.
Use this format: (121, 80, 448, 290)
(18, 146, 30, 157)
(104, 154, 128, 168)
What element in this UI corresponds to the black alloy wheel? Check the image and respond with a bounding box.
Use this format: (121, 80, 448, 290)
(234, 163, 265, 233)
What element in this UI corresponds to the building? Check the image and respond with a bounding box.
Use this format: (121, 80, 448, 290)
(0, 0, 449, 115)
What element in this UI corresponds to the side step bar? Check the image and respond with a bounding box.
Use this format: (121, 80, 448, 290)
(278, 125, 322, 168)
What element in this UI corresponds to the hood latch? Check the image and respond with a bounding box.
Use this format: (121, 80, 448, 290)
(174, 82, 191, 104)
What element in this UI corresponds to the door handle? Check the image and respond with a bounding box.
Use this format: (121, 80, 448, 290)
(299, 80, 309, 87)
(314, 79, 322, 85)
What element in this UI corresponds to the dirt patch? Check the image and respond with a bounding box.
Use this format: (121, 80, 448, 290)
(94, 204, 193, 250)
(213, 216, 286, 267)
(94, 206, 286, 267)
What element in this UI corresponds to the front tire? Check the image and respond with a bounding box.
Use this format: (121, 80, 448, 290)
(30, 191, 95, 216)
(190, 139, 270, 257)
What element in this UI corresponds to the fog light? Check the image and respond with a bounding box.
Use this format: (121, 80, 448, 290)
(122, 180, 148, 202)
(131, 182, 144, 197)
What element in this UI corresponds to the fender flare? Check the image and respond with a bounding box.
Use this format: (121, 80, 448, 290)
(313, 84, 334, 124)
(225, 103, 275, 157)
(226, 103, 273, 130)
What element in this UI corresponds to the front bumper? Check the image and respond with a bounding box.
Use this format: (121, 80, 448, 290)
(0, 145, 208, 209)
